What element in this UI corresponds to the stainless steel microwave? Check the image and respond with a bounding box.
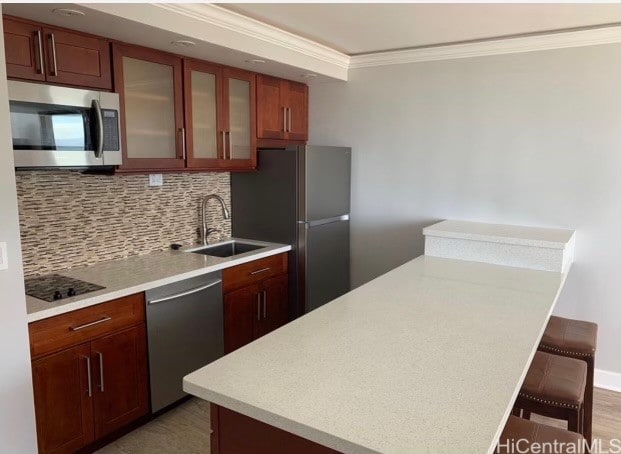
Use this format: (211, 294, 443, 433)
(8, 81, 122, 168)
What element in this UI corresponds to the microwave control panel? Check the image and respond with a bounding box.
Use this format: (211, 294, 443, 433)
(102, 109, 120, 151)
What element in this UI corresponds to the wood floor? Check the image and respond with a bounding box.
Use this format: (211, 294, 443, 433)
(96, 399, 211, 454)
(97, 388, 621, 453)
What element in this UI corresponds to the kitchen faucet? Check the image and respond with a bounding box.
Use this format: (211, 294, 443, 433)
(201, 194, 231, 245)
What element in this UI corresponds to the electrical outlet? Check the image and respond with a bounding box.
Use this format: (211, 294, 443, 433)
(149, 174, 163, 186)
(0, 242, 7, 270)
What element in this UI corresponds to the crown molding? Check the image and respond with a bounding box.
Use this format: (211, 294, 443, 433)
(349, 25, 621, 69)
(153, 3, 350, 70)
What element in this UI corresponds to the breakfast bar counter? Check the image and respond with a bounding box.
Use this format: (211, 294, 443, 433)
(184, 255, 569, 454)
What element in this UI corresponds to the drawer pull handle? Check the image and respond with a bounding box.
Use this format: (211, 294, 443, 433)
(70, 316, 112, 331)
(250, 267, 271, 276)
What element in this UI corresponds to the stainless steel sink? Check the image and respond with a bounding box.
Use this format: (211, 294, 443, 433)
(187, 240, 266, 258)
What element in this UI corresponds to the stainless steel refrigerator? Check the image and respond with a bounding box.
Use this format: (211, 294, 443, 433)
(231, 145, 351, 316)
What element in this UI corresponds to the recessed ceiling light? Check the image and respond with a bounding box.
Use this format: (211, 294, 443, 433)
(171, 40, 196, 47)
(301, 73, 317, 78)
(51, 8, 85, 17)
(246, 59, 266, 64)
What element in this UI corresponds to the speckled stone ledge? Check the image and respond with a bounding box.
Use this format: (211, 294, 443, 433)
(424, 220, 575, 272)
(184, 255, 569, 454)
(26, 238, 291, 323)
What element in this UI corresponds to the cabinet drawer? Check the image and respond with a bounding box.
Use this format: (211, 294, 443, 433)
(29, 293, 145, 359)
(223, 253, 288, 293)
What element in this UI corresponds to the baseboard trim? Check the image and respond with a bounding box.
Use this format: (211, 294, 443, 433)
(595, 368, 621, 392)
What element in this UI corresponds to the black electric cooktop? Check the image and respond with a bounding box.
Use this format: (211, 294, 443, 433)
(25, 274, 105, 302)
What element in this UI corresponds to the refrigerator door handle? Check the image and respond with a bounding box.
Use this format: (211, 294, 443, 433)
(298, 214, 349, 228)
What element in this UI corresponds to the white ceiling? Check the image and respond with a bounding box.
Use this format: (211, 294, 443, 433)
(222, 3, 621, 55)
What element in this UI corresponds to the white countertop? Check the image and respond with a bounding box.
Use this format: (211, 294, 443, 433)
(26, 239, 291, 323)
(184, 255, 568, 454)
(423, 220, 575, 249)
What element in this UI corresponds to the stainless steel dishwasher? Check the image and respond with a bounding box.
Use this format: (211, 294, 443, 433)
(145, 271, 223, 413)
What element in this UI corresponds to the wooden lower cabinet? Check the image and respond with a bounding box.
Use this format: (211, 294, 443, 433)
(32, 344, 94, 454)
(224, 284, 260, 353)
(223, 277, 288, 353)
(211, 404, 339, 454)
(29, 294, 149, 453)
(92, 325, 149, 439)
(258, 274, 289, 337)
(223, 256, 290, 354)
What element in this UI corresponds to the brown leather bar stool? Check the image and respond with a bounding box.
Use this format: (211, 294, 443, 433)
(514, 351, 587, 436)
(539, 315, 597, 444)
(497, 416, 584, 454)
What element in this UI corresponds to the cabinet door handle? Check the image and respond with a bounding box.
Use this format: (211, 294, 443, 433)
(221, 131, 227, 159)
(262, 290, 267, 319)
(49, 33, 58, 76)
(257, 293, 261, 321)
(96, 352, 105, 392)
(35, 30, 44, 74)
(180, 127, 186, 160)
(83, 356, 92, 397)
(287, 108, 292, 133)
(250, 267, 271, 275)
(70, 316, 111, 331)
(282, 107, 287, 132)
(227, 131, 232, 160)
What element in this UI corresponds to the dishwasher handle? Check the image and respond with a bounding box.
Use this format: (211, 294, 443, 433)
(147, 279, 222, 305)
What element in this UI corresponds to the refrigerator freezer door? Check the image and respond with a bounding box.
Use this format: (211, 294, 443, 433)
(231, 149, 297, 244)
(300, 146, 351, 222)
(300, 218, 350, 313)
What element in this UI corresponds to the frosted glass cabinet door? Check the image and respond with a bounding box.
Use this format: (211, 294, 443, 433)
(222, 68, 256, 169)
(113, 44, 184, 170)
(191, 71, 218, 158)
(228, 78, 251, 160)
(183, 60, 223, 168)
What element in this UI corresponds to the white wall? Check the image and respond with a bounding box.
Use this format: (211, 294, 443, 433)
(309, 44, 621, 380)
(0, 10, 38, 452)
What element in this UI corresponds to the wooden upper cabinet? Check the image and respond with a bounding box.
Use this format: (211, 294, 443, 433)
(115, 46, 256, 172)
(3, 16, 111, 89)
(113, 43, 185, 170)
(257, 74, 308, 142)
(257, 74, 285, 139)
(284, 81, 309, 141)
(184, 59, 224, 169)
(3, 17, 45, 81)
(91, 325, 149, 439)
(32, 344, 95, 454)
(221, 67, 257, 170)
(42, 27, 111, 89)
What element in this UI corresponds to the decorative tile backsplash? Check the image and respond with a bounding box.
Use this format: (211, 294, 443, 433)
(16, 171, 232, 276)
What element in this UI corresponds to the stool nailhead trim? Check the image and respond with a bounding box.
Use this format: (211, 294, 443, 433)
(518, 392, 581, 410)
(539, 344, 594, 358)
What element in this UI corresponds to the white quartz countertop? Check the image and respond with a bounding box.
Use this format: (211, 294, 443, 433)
(423, 220, 575, 249)
(26, 239, 291, 323)
(184, 255, 569, 454)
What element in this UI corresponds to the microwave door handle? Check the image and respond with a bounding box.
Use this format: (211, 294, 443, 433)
(91, 99, 104, 158)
